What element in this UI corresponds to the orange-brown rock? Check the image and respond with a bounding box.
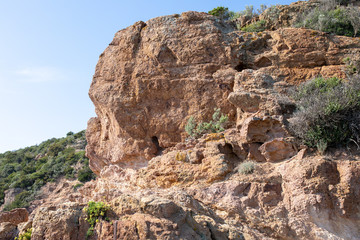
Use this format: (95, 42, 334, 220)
(0, 208, 28, 225)
(0, 222, 17, 240)
(240, 116, 288, 143)
(50, 6, 360, 240)
(86, 11, 360, 174)
(259, 137, 297, 162)
(86, 12, 239, 174)
(31, 203, 88, 240)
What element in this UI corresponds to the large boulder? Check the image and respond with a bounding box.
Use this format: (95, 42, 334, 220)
(86, 12, 239, 174)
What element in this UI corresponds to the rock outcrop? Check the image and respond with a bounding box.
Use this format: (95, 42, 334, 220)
(0, 208, 28, 225)
(86, 10, 359, 175)
(0, 208, 28, 240)
(9, 4, 360, 240)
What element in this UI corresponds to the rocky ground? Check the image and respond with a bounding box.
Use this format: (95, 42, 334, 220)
(1, 1, 360, 239)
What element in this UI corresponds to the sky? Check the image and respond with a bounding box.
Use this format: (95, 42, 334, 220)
(0, 0, 295, 153)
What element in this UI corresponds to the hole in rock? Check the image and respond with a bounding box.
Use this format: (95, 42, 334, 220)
(151, 136, 163, 156)
(219, 143, 234, 154)
(234, 62, 252, 72)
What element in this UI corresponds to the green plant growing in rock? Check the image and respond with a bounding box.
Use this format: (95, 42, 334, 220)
(15, 228, 32, 240)
(185, 108, 228, 138)
(241, 19, 266, 32)
(343, 57, 359, 76)
(73, 183, 84, 190)
(238, 161, 256, 175)
(84, 201, 111, 239)
(289, 76, 360, 152)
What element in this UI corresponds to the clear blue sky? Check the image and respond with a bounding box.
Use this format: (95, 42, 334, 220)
(0, 0, 295, 153)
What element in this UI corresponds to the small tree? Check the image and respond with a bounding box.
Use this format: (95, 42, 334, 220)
(208, 6, 231, 20)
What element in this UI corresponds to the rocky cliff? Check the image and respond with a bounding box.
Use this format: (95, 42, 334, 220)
(86, 10, 356, 175)
(3, 3, 360, 240)
(81, 10, 358, 240)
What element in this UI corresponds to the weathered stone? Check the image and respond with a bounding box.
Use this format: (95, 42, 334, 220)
(0, 208, 28, 225)
(31, 202, 87, 240)
(0, 222, 17, 240)
(247, 143, 266, 162)
(240, 116, 288, 143)
(87, 10, 360, 174)
(86, 12, 238, 174)
(259, 138, 297, 162)
(228, 91, 263, 112)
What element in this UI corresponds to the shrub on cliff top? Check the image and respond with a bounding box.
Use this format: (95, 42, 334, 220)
(294, 1, 359, 37)
(289, 76, 360, 152)
(208, 7, 232, 20)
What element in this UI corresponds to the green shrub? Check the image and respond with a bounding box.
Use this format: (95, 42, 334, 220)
(208, 7, 231, 20)
(78, 167, 96, 183)
(295, 2, 358, 37)
(289, 76, 360, 151)
(238, 161, 255, 175)
(73, 183, 84, 190)
(84, 201, 111, 238)
(241, 19, 266, 32)
(15, 228, 32, 240)
(262, 5, 281, 22)
(343, 57, 359, 76)
(185, 108, 228, 138)
(3, 191, 32, 211)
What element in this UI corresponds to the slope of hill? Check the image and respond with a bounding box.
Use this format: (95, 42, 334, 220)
(0, 130, 95, 211)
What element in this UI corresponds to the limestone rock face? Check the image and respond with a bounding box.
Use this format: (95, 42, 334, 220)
(87, 11, 360, 175)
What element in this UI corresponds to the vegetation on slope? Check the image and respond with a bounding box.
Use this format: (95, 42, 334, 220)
(289, 52, 360, 154)
(208, 0, 360, 36)
(0, 130, 96, 211)
(294, 0, 359, 37)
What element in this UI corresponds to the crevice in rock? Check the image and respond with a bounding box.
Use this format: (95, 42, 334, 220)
(132, 22, 147, 57)
(151, 136, 164, 156)
(206, 222, 217, 240)
(234, 62, 252, 72)
(134, 221, 140, 239)
(243, 183, 251, 196)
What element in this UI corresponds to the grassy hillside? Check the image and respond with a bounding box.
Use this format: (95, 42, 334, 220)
(0, 130, 95, 211)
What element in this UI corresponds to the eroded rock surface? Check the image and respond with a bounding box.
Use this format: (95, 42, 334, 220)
(86, 10, 360, 174)
(0, 208, 28, 225)
(27, 7, 360, 240)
